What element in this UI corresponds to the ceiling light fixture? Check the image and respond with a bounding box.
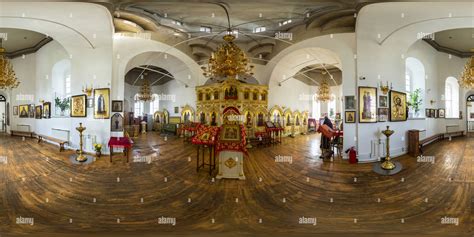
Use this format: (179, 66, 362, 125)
(459, 50, 474, 89)
(0, 39, 20, 90)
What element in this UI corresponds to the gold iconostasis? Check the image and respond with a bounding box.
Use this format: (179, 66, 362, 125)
(152, 78, 309, 136)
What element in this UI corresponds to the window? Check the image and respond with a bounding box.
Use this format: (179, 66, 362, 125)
(150, 94, 160, 115)
(328, 95, 336, 119)
(134, 94, 144, 117)
(279, 19, 292, 26)
(65, 74, 71, 97)
(254, 26, 266, 33)
(312, 97, 320, 118)
(405, 57, 426, 118)
(445, 77, 459, 118)
(200, 26, 211, 33)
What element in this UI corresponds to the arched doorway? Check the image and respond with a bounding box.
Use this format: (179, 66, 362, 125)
(467, 94, 474, 133)
(0, 94, 5, 132)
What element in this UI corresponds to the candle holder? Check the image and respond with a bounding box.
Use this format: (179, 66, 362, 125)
(75, 123, 88, 162)
(82, 84, 93, 97)
(380, 126, 395, 170)
(379, 82, 392, 95)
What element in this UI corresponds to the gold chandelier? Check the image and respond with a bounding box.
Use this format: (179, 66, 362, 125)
(201, 33, 254, 80)
(459, 54, 474, 89)
(0, 42, 20, 90)
(137, 79, 154, 102)
(317, 80, 331, 102)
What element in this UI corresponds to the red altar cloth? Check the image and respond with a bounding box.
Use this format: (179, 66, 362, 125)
(191, 125, 220, 146)
(317, 125, 343, 139)
(216, 124, 247, 155)
(108, 136, 133, 148)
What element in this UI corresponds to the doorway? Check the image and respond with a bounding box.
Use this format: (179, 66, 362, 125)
(467, 94, 474, 134)
(0, 95, 6, 132)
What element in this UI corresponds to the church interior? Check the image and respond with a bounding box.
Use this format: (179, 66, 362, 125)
(0, 1, 473, 236)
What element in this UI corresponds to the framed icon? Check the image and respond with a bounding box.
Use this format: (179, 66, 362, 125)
(378, 95, 388, 108)
(344, 96, 356, 110)
(358, 87, 377, 123)
(438, 109, 445, 118)
(35, 105, 42, 119)
(112, 100, 123, 112)
(28, 104, 35, 118)
(13, 106, 18, 116)
(111, 113, 124, 132)
(43, 102, 51, 119)
(345, 111, 356, 123)
(70, 94, 87, 117)
(389, 90, 407, 121)
(19, 104, 29, 118)
(378, 108, 388, 122)
(94, 88, 110, 119)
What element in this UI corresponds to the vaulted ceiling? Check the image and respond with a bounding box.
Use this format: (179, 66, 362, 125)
(0, 28, 52, 58)
(125, 65, 174, 86)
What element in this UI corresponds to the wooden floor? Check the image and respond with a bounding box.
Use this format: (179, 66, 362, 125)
(0, 132, 472, 236)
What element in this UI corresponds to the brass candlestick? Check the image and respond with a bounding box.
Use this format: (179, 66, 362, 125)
(75, 123, 88, 162)
(381, 126, 395, 170)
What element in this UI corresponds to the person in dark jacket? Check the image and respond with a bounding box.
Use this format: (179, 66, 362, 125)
(320, 116, 334, 159)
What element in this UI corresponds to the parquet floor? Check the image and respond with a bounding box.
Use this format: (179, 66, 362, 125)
(0, 132, 471, 236)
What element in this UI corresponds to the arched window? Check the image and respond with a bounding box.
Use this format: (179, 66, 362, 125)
(405, 57, 426, 118)
(134, 94, 144, 117)
(312, 97, 320, 118)
(445, 77, 459, 118)
(328, 94, 336, 118)
(150, 94, 160, 114)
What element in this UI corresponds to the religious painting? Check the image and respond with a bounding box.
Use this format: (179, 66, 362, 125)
(344, 96, 356, 110)
(198, 92, 203, 101)
(433, 109, 439, 118)
(43, 102, 51, 119)
(111, 113, 124, 132)
(199, 112, 206, 124)
(111, 100, 123, 112)
(257, 113, 264, 126)
(71, 94, 87, 117)
(378, 108, 388, 122)
(87, 98, 94, 108)
(389, 90, 407, 122)
(19, 105, 29, 118)
(28, 104, 35, 118)
(224, 86, 238, 100)
(174, 106, 179, 114)
(253, 92, 258, 100)
(379, 95, 388, 108)
(35, 105, 42, 119)
(13, 106, 18, 116)
(345, 111, 355, 123)
(244, 91, 249, 100)
(335, 113, 341, 120)
(220, 124, 241, 141)
(93, 88, 110, 119)
(213, 91, 219, 100)
(438, 109, 445, 118)
(210, 112, 217, 126)
(245, 112, 253, 126)
(425, 108, 431, 118)
(470, 113, 474, 119)
(358, 87, 377, 123)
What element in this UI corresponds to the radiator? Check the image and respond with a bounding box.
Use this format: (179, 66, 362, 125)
(16, 124, 31, 132)
(467, 122, 474, 132)
(446, 125, 459, 133)
(52, 128, 70, 142)
(370, 139, 386, 160)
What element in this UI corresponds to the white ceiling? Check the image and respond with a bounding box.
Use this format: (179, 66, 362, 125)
(434, 28, 474, 53)
(0, 28, 49, 53)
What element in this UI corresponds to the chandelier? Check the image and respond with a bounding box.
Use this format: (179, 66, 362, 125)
(137, 79, 154, 102)
(201, 33, 254, 80)
(459, 54, 474, 89)
(0, 41, 20, 90)
(316, 80, 331, 102)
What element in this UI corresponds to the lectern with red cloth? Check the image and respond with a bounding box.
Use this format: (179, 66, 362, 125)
(216, 124, 247, 180)
(108, 137, 133, 163)
(191, 125, 219, 175)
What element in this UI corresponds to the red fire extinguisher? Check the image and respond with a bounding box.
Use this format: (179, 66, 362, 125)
(345, 147, 358, 164)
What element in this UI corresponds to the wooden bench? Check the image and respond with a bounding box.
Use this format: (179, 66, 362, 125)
(10, 130, 35, 138)
(418, 134, 444, 155)
(37, 134, 69, 152)
(444, 130, 464, 140)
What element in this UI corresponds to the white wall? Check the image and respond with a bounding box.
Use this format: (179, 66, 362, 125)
(1, 2, 114, 153)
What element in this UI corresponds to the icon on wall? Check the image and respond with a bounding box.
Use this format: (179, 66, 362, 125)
(358, 87, 377, 123)
(19, 104, 29, 118)
(35, 105, 42, 119)
(111, 113, 124, 132)
(13, 106, 18, 116)
(112, 100, 123, 112)
(389, 90, 407, 121)
(71, 94, 87, 117)
(43, 102, 51, 119)
(94, 88, 110, 119)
